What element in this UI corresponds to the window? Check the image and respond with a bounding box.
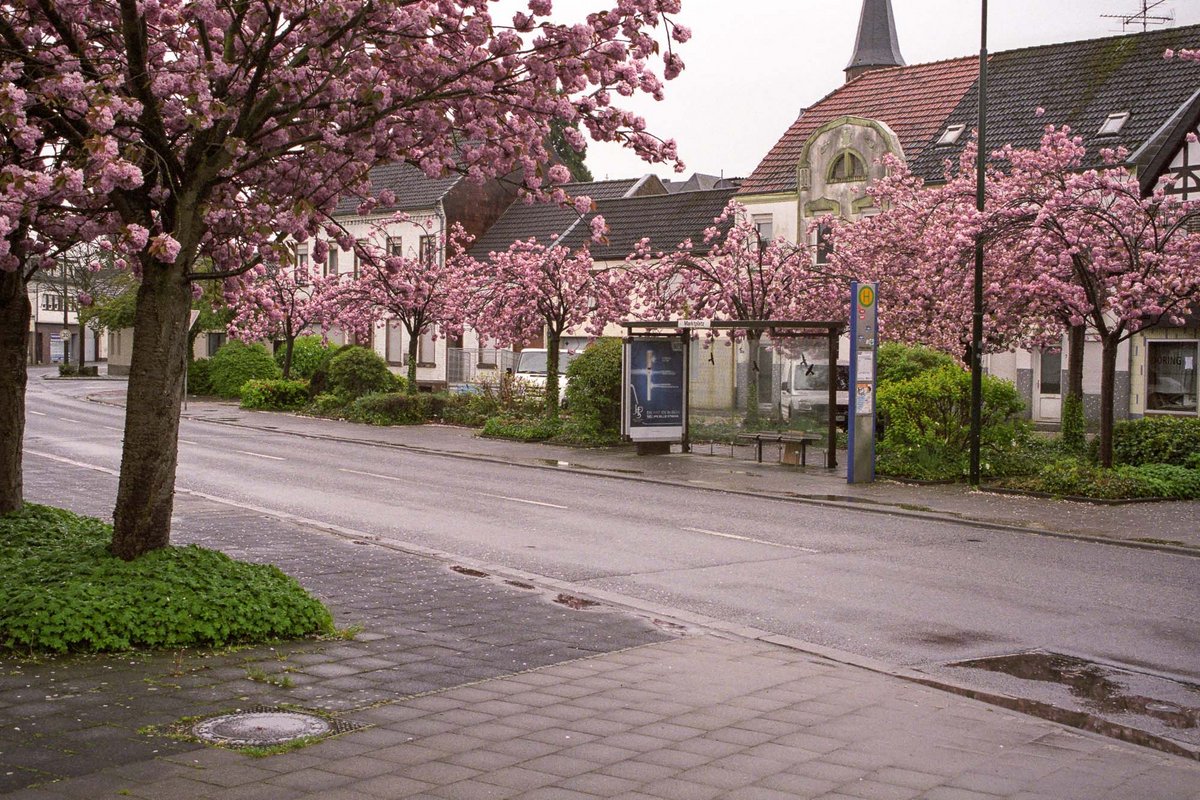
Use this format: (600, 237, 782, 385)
(937, 124, 966, 146)
(326, 248, 339, 277)
(753, 214, 773, 244)
(353, 238, 367, 278)
(42, 294, 64, 312)
(1146, 340, 1197, 414)
(1039, 348, 1062, 395)
(418, 327, 436, 365)
(829, 151, 867, 182)
(206, 332, 227, 354)
(385, 320, 404, 365)
(388, 236, 403, 257)
(814, 222, 833, 264)
(1097, 112, 1130, 136)
(293, 244, 310, 284)
(419, 235, 438, 265)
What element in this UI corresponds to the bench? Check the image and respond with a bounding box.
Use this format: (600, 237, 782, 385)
(735, 432, 823, 466)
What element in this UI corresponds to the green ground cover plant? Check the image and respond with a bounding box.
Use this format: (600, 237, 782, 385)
(208, 341, 282, 398)
(481, 415, 562, 442)
(994, 461, 1200, 500)
(0, 505, 333, 654)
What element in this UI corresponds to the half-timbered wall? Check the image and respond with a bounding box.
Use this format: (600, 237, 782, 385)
(1164, 124, 1200, 201)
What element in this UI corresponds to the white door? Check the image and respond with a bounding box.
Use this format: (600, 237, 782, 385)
(1035, 347, 1062, 422)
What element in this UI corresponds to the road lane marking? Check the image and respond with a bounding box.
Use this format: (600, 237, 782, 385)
(28, 411, 46, 416)
(57, 417, 85, 424)
(479, 492, 568, 510)
(339, 468, 405, 482)
(682, 526, 819, 553)
(102, 425, 122, 432)
(236, 450, 285, 461)
(179, 440, 198, 445)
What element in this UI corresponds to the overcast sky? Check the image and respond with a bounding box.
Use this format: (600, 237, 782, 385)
(543, 0, 1200, 181)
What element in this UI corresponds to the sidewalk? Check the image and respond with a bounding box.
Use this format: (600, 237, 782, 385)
(8, 457, 1200, 799)
(155, 394, 1200, 553)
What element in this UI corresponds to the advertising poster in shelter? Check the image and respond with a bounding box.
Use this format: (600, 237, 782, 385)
(624, 337, 686, 441)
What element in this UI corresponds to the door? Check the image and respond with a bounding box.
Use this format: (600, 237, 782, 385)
(1035, 347, 1062, 422)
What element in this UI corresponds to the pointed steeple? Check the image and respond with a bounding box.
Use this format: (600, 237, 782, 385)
(845, 0, 906, 82)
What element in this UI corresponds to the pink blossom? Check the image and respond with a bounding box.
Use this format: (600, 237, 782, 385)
(148, 233, 181, 263)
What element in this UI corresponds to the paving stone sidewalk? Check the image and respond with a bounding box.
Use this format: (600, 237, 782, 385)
(8, 457, 1200, 798)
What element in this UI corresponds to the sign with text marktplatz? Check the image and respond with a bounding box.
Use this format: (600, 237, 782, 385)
(622, 337, 687, 442)
(847, 282, 878, 483)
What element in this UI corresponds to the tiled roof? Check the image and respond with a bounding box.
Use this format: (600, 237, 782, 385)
(909, 24, 1200, 180)
(334, 163, 462, 216)
(469, 186, 737, 262)
(739, 57, 980, 194)
(562, 188, 738, 261)
(742, 24, 1200, 194)
(468, 177, 669, 256)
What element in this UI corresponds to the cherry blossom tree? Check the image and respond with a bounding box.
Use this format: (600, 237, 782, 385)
(326, 225, 466, 392)
(456, 235, 630, 416)
(833, 127, 1200, 466)
(632, 201, 846, 422)
(226, 255, 340, 379)
(2, 0, 688, 557)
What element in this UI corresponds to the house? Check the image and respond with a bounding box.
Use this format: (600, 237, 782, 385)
(739, 0, 1200, 422)
(27, 261, 107, 367)
(470, 175, 747, 410)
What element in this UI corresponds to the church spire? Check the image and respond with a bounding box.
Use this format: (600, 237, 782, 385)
(845, 0, 906, 82)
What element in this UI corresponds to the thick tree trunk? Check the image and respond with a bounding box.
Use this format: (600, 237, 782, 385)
(111, 262, 192, 559)
(1067, 324, 1085, 402)
(545, 332, 561, 419)
(0, 269, 30, 514)
(1097, 336, 1119, 468)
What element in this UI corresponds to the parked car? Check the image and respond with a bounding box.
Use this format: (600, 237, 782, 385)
(513, 348, 583, 397)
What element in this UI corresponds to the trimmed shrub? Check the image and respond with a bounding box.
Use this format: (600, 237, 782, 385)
(0, 504, 333, 653)
(876, 365, 1030, 480)
(481, 415, 561, 441)
(187, 357, 215, 395)
(209, 340, 281, 398)
(276, 335, 336, 380)
(326, 346, 394, 400)
(345, 392, 430, 425)
(57, 363, 78, 377)
(565, 338, 622, 435)
(1111, 416, 1200, 467)
(877, 343, 960, 386)
(240, 379, 310, 411)
(308, 392, 348, 416)
(307, 343, 356, 398)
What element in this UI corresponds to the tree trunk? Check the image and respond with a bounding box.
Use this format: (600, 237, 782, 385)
(406, 334, 419, 393)
(111, 262, 192, 559)
(281, 335, 296, 379)
(545, 332, 561, 420)
(744, 334, 761, 426)
(1067, 324, 1085, 402)
(76, 321, 85, 371)
(0, 269, 30, 514)
(1097, 335, 1119, 468)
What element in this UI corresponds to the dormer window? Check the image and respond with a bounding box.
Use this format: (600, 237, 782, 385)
(1098, 112, 1130, 136)
(937, 124, 966, 146)
(829, 151, 867, 183)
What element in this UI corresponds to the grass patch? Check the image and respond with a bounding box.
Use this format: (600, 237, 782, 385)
(0, 504, 334, 654)
(991, 461, 1200, 500)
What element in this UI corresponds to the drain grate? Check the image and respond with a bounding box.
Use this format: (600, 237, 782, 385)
(186, 705, 366, 748)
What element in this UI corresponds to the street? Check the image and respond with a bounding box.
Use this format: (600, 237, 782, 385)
(21, 374, 1200, 751)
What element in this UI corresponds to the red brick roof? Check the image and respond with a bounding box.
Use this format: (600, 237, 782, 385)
(739, 57, 980, 195)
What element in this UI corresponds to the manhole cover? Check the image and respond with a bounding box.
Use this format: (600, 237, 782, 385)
(193, 711, 332, 746)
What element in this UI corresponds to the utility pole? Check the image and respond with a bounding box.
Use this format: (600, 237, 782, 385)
(969, 0, 988, 488)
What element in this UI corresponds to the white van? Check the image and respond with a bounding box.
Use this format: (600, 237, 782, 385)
(513, 348, 583, 390)
(782, 360, 850, 427)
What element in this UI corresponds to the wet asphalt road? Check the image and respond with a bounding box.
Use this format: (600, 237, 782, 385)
(21, 375, 1200, 735)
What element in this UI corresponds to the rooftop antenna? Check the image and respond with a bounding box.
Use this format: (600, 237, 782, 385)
(1101, 0, 1174, 32)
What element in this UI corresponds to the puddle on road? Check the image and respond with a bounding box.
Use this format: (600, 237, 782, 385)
(951, 651, 1200, 730)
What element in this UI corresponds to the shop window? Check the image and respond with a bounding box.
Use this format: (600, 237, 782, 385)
(1146, 341, 1197, 414)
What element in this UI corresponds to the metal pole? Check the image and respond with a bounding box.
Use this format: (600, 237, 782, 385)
(969, 0, 988, 487)
(827, 325, 838, 469)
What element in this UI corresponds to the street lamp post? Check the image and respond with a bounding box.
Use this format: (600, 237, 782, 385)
(969, 0, 988, 487)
